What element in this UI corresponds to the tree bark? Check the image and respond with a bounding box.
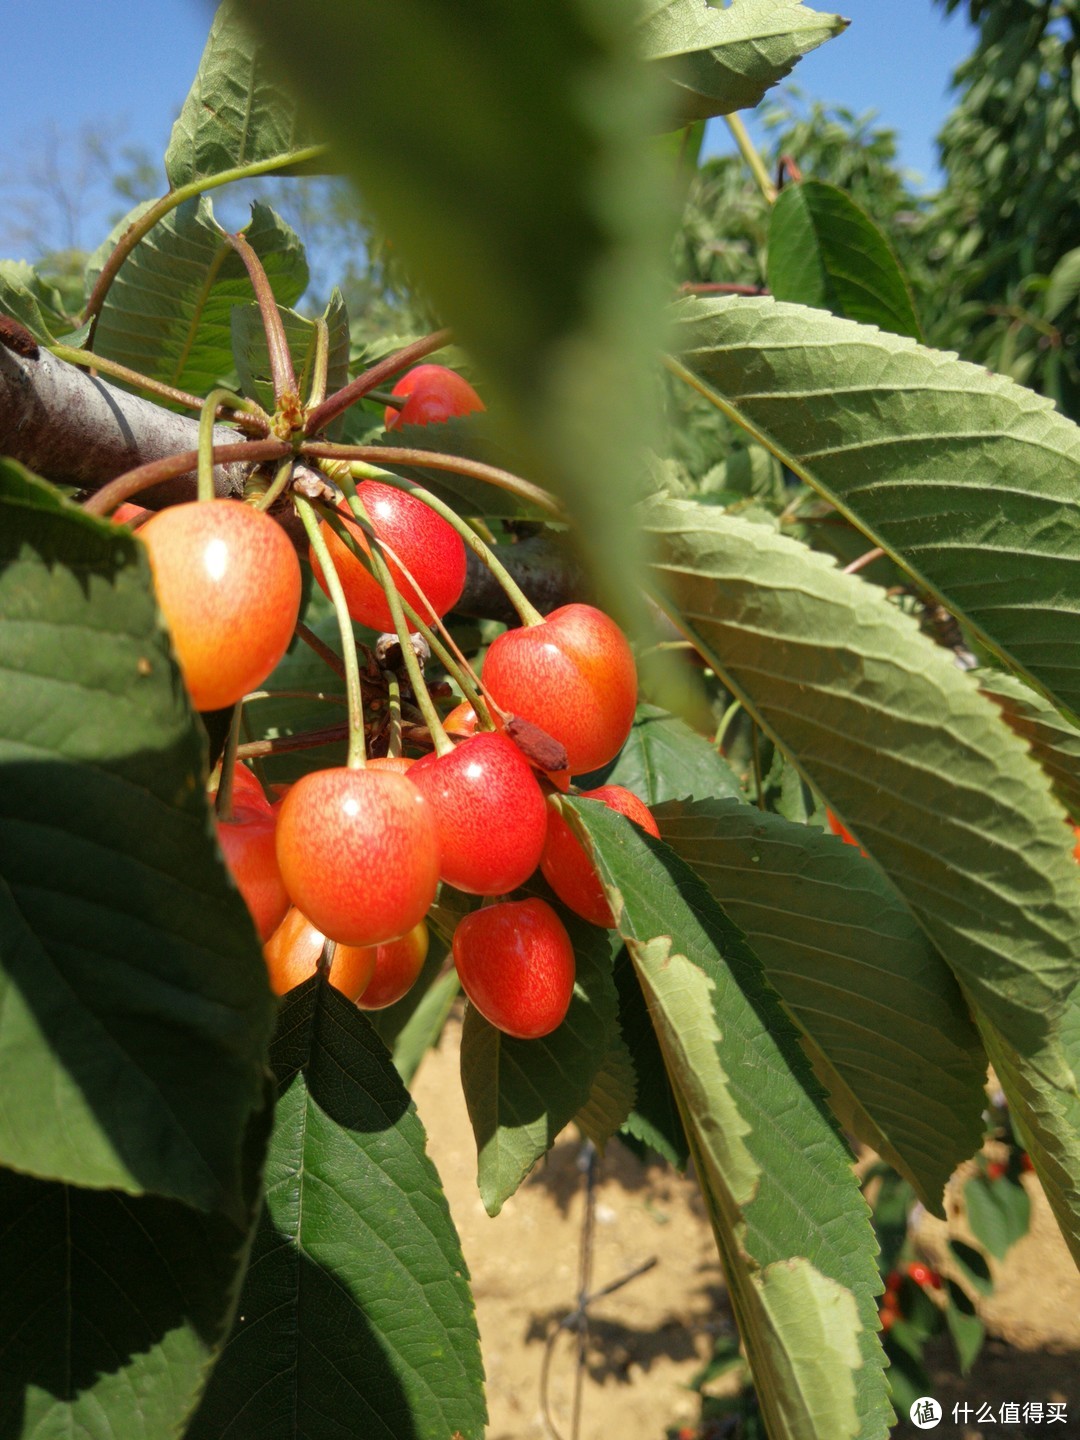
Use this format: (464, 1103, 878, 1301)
(0, 343, 251, 506)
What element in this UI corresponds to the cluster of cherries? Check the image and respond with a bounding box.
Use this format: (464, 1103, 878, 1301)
(878, 1261, 942, 1333)
(126, 363, 660, 1040)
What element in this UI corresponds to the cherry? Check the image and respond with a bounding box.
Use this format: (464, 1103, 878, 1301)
(541, 786, 659, 927)
(111, 502, 151, 527)
(384, 363, 485, 431)
(210, 761, 270, 813)
(275, 766, 440, 946)
(1071, 823, 1080, 861)
(410, 733, 548, 895)
(140, 499, 301, 712)
(263, 906, 377, 1001)
(217, 802, 291, 941)
(884, 1269, 903, 1294)
(452, 898, 575, 1040)
(355, 921, 429, 1010)
(366, 755, 416, 774)
(986, 1160, 1007, 1180)
(827, 809, 866, 855)
(444, 701, 483, 737)
(480, 604, 637, 775)
(310, 483, 466, 634)
(906, 1262, 941, 1290)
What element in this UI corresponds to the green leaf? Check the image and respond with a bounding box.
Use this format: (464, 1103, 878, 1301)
(767, 181, 922, 339)
(1045, 246, 1080, 322)
(655, 796, 986, 1212)
(0, 1158, 261, 1438)
(238, 0, 673, 627)
(670, 295, 1080, 722)
(576, 701, 742, 800)
(575, 1026, 637, 1149)
(944, 1279, 985, 1375)
(643, 495, 1080, 1053)
(459, 915, 620, 1216)
(165, 0, 329, 188)
(364, 931, 460, 1086)
(639, 0, 848, 124)
(577, 801, 892, 1440)
(0, 464, 275, 1220)
(964, 1173, 1031, 1260)
(0, 259, 79, 343)
(612, 944, 690, 1169)
(232, 288, 350, 420)
(975, 996, 1080, 1270)
(978, 668, 1080, 821)
(91, 197, 308, 398)
(190, 977, 487, 1440)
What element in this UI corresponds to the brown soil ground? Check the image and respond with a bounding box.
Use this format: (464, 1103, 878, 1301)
(411, 1010, 1080, 1440)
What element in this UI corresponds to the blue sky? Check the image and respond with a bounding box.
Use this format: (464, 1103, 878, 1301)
(0, 1, 977, 261)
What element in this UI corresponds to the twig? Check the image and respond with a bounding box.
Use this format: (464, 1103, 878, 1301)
(305, 328, 452, 436)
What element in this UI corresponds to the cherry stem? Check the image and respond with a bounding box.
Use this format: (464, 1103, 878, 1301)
(225, 231, 297, 408)
(198, 389, 250, 504)
(253, 456, 296, 512)
(294, 494, 367, 769)
(308, 318, 330, 409)
(384, 669, 403, 758)
(302, 440, 564, 520)
(305, 328, 452, 436)
(48, 345, 271, 430)
(725, 113, 777, 203)
(330, 492, 452, 757)
(364, 389, 403, 409)
(296, 622, 347, 680)
(81, 439, 290, 516)
(397, 594, 490, 722)
(347, 460, 544, 626)
(215, 704, 244, 822)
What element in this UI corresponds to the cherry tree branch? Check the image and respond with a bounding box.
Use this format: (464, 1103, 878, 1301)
(0, 340, 256, 505)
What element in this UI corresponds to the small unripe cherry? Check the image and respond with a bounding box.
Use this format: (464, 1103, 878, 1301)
(480, 604, 637, 775)
(140, 499, 301, 712)
(541, 786, 659, 927)
(275, 766, 440, 946)
(410, 733, 548, 895)
(384, 363, 485, 431)
(263, 906, 377, 1001)
(217, 803, 291, 941)
(356, 922, 430, 1010)
(310, 484, 466, 635)
(452, 898, 575, 1040)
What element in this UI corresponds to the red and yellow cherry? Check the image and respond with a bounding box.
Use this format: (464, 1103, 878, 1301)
(275, 765, 440, 946)
(410, 733, 548, 895)
(906, 1262, 941, 1290)
(384, 364, 485, 431)
(443, 701, 483, 737)
(111, 501, 151, 527)
(356, 921, 429, 1010)
(217, 803, 291, 941)
(140, 499, 301, 712)
(541, 786, 659, 927)
(481, 604, 637, 775)
(310, 483, 466, 634)
(366, 755, 416, 774)
(210, 760, 270, 814)
(263, 905, 377, 1000)
(452, 898, 575, 1040)
(1071, 823, 1080, 861)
